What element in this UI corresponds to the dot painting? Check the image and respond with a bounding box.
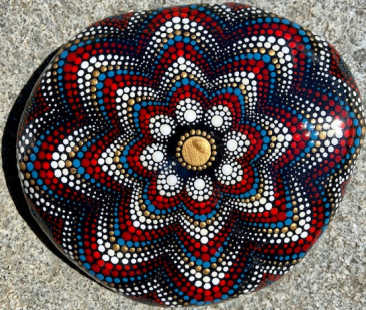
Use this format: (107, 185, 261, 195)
(14, 3, 365, 307)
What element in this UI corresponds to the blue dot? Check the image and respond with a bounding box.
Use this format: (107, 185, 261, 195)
(262, 55, 271, 63)
(60, 51, 68, 59)
(26, 162, 34, 171)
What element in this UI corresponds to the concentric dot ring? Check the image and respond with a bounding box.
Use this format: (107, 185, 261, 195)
(176, 129, 216, 171)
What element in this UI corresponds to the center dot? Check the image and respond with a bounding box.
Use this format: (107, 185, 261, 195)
(160, 124, 171, 136)
(194, 178, 205, 190)
(167, 174, 178, 186)
(181, 136, 211, 167)
(227, 139, 238, 151)
(222, 164, 233, 175)
(211, 115, 223, 127)
(184, 110, 197, 122)
(152, 151, 164, 163)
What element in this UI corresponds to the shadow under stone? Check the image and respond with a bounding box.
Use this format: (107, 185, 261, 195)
(1, 50, 88, 277)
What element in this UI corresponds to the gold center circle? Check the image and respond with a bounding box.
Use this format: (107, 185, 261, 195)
(181, 136, 212, 167)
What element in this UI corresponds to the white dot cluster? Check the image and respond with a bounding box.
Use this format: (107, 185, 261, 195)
(157, 169, 183, 197)
(224, 130, 250, 158)
(205, 104, 233, 130)
(186, 176, 214, 201)
(149, 114, 176, 141)
(215, 161, 243, 185)
(175, 98, 203, 125)
(140, 143, 167, 171)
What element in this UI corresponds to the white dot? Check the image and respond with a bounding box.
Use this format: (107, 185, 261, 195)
(194, 178, 205, 190)
(211, 115, 223, 127)
(195, 280, 202, 287)
(81, 61, 89, 69)
(54, 169, 62, 178)
(111, 256, 118, 264)
(227, 139, 238, 151)
(222, 164, 233, 176)
(167, 174, 178, 186)
(52, 152, 60, 160)
(160, 124, 171, 136)
(201, 236, 209, 244)
(278, 38, 286, 46)
(152, 151, 164, 163)
(172, 16, 181, 23)
(277, 134, 285, 142)
(184, 109, 196, 122)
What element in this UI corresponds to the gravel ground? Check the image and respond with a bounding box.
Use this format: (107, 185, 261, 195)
(0, 1, 365, 309)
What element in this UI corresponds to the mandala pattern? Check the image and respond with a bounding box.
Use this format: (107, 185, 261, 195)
(16, 3, 365, 306)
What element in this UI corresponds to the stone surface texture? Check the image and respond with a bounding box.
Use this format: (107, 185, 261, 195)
(0, 1, 365, 309)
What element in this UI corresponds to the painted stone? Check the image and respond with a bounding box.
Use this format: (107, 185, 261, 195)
(13, 3, 365, 307)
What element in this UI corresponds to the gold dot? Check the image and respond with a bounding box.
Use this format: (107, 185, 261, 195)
(319, 131, 327, 140)
(19, 162, 26, 171)
(181, 136, 211, 167)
